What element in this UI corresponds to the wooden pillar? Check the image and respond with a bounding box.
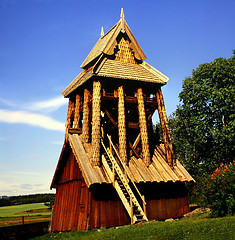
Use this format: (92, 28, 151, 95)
(137, 88, 151, 166)
(91, 81, 101, 167)
(82, 89, 91, 143)
(74, 94, 82, 129)
(118, 86, 128, 164)
(65, 99, 74, 141)
(156, 87, 175, 167)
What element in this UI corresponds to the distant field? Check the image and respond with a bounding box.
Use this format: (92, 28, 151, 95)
(0, 203, 50, 217)
(0, 203, 51, 227)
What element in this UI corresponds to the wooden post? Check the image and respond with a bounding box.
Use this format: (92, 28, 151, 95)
(82, 89, 91, 143)
(137, 88, 151, 166)
(118, 86, 128, 164)
(91, 81, 102, 167)
(130, 196, 134, 224)
(142, 195, 147, 217)
(156, 87, 175, 167)
(65, 99, 74, 141)
(74, 94, 82, 129)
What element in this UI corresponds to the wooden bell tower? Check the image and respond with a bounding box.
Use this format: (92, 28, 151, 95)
(50, 9, 194, 232)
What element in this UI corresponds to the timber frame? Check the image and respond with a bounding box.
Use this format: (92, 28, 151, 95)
(50, 9, 194, 232)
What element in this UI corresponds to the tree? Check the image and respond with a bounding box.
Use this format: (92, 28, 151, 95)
(170, 52, 235, 178)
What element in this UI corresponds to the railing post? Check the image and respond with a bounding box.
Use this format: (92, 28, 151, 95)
(130, 196, 134, 224)
(112, 164, 115, 184)
(142, 195, 147, 217)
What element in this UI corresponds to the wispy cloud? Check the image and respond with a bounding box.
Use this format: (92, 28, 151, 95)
(0, 96, 67, 132)
(26, 96, 68, 112)
(51, 140, 64, 145)
(0, 96, 68, 113)
(0, 109, 65, 131)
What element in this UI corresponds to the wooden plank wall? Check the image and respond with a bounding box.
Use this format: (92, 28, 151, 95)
(51, 151, 130, 232)
(51, 150, 190, 232)
(146, 197, 190, 220)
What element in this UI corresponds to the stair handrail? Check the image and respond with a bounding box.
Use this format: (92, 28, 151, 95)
(106, 134, 146, 206)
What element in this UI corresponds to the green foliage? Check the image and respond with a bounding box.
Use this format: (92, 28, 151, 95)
(44, 195, 55, 209)
(10, 193, 55, 205)
(170, 52, 235, 177)
(193, 161, 235, 217)
(0, 198, 11, 207)
(32, 216, 235, 240)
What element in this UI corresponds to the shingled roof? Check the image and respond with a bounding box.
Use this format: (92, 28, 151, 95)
(51, 134, 194, 189)
(81, 10, 146, 69)
(62, 59, 168, 97)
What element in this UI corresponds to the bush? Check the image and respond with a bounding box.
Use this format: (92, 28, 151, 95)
(194, 160, 235, 217)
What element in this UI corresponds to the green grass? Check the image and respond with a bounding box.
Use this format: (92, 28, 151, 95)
(0, 203, 51, 227)
(0, 203, 50, 217)
(31, 214, 235, 240)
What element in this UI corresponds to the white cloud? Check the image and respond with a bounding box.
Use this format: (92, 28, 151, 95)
(26, 96, 68, 112)
(0, 109, 65, 132)
(51, 141, 64, 145)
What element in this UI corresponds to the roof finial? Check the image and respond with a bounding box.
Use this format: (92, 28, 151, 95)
(120, 8, 124, 20)
(101, 27, 104, 37)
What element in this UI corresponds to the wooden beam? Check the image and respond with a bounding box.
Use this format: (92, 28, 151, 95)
(102, 95, 158, 107)
(156, 87, 176, 167)
(74, 94, 82, 129)
(91, 81, 102, 167)
(129, 142, 140, 159)
(82, 89, 91, 143)
(118, 86, 128, 164)
(104, 108, 118, 128)
(132, 133, 141, 149)
(65, 99, 75, 141)
(137, 88, 151, 166)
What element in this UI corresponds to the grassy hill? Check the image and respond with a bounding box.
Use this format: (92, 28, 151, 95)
(32, 214, 235, 240)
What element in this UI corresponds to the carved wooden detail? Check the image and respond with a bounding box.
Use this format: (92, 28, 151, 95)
(74, 94, 82, 129)
(118, 86, 128, 164)
(82, 89, 91, 143)
(91, 81, 102, 166)
(137, 88, 151, 166)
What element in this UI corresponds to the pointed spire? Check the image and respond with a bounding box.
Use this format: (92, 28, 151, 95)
(120, 8, 125, 32)
(120, 8, 124, 20)
(101, 27, 104, 37)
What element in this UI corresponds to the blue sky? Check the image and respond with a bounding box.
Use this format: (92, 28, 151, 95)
(0, 0, 234, 196)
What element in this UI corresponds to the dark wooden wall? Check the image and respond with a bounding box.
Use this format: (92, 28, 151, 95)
(51, 149, 190, 232)
(51, 151, 130, 232)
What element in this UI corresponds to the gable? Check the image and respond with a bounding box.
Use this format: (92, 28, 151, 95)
(81, 16, 146, 69)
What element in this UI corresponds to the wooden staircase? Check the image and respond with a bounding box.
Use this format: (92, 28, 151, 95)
(101, 135, 148, 224)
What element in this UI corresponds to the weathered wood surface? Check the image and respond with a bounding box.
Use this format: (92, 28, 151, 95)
(69, 134, 104, 187)
(65, 99, 74, 141)
(74, 94, 82, 129)
(91, 81, 102, 166)
(51, 180, 130, 232)
(82, 89, 91, 143)
(118, 86, 128, 164)
(156, 88, 175, 167)
(115, 37, 137, 64)
(137, 88, 151, 166)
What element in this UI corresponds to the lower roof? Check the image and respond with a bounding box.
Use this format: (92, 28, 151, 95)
(51, 133, 194, 189)
(62, 59, 167, 97)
